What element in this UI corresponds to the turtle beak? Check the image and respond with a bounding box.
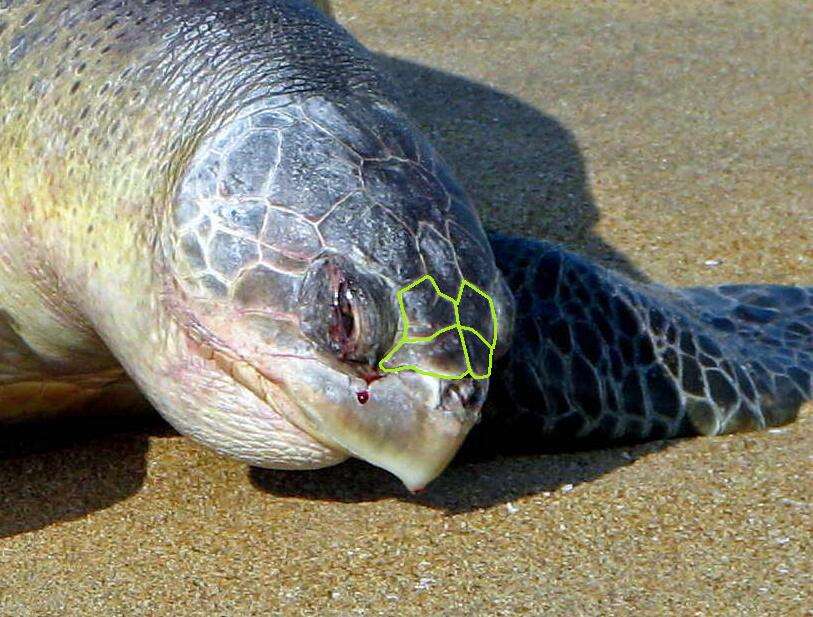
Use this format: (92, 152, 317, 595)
(329, 373, 484, 491)
(281, 369, 484, 491)
(331, 403, 473, 493)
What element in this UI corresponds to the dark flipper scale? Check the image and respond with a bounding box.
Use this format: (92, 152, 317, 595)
(468, 233, 812, 453)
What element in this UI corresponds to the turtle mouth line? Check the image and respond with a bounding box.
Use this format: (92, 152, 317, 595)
(181, 327, 348, 454)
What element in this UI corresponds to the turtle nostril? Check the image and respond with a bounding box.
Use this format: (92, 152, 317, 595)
(441, 378, 486, 411)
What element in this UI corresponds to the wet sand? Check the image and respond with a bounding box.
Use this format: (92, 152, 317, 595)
(1, 1, 810, 615)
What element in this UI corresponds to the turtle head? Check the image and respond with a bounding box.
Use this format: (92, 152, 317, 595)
(161, 95, 514, 489)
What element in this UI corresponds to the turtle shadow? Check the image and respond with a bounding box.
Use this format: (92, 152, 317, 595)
(0, 415, 172, 538)
(374, 54, 649, 282)
(249, 440, 670, 514)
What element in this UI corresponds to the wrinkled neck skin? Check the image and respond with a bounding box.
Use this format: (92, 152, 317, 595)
(0, 0, 395, 469)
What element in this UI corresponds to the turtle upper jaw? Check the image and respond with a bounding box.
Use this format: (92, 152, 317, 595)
(276, 362, 482, 491)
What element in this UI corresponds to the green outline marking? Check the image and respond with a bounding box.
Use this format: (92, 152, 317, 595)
(379, 275, 498, 380)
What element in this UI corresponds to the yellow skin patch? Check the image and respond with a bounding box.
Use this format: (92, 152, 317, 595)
(379, 275, 499, 380)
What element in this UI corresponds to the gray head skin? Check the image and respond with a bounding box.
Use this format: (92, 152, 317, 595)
(0, 0, 513, 490)
(151, 5, 514, 488)
(162, 92, 513, 488)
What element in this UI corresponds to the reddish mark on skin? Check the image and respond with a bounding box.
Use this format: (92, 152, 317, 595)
(356, 371, 383, 404)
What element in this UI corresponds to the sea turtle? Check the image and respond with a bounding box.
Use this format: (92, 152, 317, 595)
(0, 0, 809, 490)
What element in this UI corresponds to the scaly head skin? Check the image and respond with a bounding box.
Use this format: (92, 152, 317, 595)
(160, 95, 514, 489)
(0, 0, 512, 489)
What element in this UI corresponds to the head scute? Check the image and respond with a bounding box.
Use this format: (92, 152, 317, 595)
(379, 275, 498, 380)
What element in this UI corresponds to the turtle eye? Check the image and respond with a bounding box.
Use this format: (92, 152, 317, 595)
(299, 255, 397, 367)
(329, 278, 359, 359)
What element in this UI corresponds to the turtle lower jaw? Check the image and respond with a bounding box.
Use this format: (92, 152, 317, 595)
(183, 331, 350, 458)
(333, 401, 472, 492)
(183, 331, 477, 490)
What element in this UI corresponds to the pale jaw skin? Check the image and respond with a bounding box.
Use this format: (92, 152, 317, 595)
(159, 292, 482, 490)
(159, 236, 490, 491)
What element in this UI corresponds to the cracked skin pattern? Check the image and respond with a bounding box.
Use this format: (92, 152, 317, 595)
(0, 1, 810, 615)
(476, 236, 811, 453)
(165, 95, 501, 332)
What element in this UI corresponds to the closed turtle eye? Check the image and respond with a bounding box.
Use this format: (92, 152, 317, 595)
(299, 255, 396, 366)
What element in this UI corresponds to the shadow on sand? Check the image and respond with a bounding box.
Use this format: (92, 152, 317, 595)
(0, 415, 172, 537)
(250, 440, 669, 515)
(1, 57, 657, 533)
(375, 54, 648, 280)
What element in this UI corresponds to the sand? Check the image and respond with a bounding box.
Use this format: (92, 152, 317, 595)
(0, 1, 810, 615)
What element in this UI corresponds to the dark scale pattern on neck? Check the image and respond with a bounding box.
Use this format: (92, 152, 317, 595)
(468, 234, 812, 453)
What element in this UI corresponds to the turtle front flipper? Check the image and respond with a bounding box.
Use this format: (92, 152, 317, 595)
(0, 310, 145, 422)
(680, 283, 812, 428)
(472, 234, 811, 452)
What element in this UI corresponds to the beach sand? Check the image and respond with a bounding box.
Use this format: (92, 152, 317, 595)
(0, 1, 810, 615)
